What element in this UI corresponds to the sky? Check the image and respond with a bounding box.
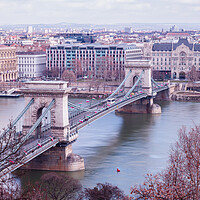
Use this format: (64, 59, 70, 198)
(0, 0, 200, 25)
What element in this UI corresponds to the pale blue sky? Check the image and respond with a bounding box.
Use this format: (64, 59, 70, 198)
(0, 0, 200, 25)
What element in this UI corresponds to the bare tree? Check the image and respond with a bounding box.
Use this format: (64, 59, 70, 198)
(187, 65, 199, 92)
(70, 59, 83, 79)
(81, 183, 127, 200)
(0, 122, 25, 199)
(94, 80, 101, 92)
(61, 70, 76, 84)
(88, 80, 95, 92)
(43, 67, 60, 78)
(22, 173, 82, 200)
(131, 125, 200, 199)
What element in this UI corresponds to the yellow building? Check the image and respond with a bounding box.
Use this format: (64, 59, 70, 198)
(0, 45, 18, 82)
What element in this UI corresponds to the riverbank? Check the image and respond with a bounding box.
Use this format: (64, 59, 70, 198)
(171, 91, 200, 102)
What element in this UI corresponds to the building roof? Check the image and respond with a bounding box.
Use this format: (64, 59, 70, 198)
(49, 43, 139, 50)
(166, 32, 190, 36)
(16, 51, 45, 55)
(152, 38, 200, 51)
(173, 38, 193, 50)
(152, 43, 172, 51)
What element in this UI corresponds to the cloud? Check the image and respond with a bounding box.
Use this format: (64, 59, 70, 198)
(177, 0, 200, 4)
(0, 0, 199, 25)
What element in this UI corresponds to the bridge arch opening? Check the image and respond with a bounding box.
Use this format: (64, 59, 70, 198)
(133, 75, 140, 91)
(36, 107, 51, 139)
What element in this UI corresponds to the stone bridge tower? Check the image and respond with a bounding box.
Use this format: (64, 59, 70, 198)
(22, 81, 70, 142)
(118, 60, 161, 114)
(20, 81, 84, 172)
(125, 60, 152, 95)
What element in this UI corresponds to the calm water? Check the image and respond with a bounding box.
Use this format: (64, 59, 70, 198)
(0, 97, 200, 194)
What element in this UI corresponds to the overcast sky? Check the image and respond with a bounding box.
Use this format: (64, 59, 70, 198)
(0, 0, 200, 25)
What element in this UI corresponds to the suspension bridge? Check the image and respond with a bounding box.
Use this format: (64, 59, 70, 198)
(0, 60, 169, 177)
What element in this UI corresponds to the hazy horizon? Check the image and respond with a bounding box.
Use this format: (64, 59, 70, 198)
(0, 0, 200, 26)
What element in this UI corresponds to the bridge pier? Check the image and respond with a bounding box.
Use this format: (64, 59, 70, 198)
(117, 97, 161, 114)
(120, 60, 161, 114)
(21, 144, 84, 172)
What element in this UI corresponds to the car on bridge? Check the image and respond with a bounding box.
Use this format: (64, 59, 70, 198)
(107, 98, 115, 104)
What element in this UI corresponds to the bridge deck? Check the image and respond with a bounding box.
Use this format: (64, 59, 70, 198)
(0, 137, 59, 178)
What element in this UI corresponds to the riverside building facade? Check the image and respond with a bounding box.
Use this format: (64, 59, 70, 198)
(144, 38, 200, 80)
(0, 46, 18, 82)
(17, 52, 46, 78)
(46, 44, 142, 79)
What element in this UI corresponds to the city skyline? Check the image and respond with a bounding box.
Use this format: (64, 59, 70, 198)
(0, 0, 200, 25)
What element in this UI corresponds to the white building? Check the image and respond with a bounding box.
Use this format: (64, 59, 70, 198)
(27, 26, 33, 34)
(17, 52, 46, 78)
(124, 27, 133, 33)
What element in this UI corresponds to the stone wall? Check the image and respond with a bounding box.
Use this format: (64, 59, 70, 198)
(171, 92, 200, 102)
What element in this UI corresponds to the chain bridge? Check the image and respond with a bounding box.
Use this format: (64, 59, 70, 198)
(0, 60, 170, 178)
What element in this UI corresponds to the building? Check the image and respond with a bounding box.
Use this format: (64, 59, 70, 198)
(124, 27, 133, 34)
(166, 32, 190, 40)
(46, 44, 142, 79)
(27, 26, 33, 34)
(17, 52, 46, 78)
(144, 38, 200, 80)
(0, 45, 18, 81)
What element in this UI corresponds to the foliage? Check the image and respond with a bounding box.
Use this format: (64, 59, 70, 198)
(22, 173, 82, 200)
(131, 125, 200, 199)
(81, 183, 127, 200)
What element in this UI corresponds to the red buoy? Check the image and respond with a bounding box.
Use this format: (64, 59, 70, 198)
(117, 168, 120, 172)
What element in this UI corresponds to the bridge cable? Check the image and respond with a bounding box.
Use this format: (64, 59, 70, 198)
(105, 69, 132, 100)
(0, 98, 34, 138)
(0, 99, 57, 177)
(68, 102, 92, 112)
(69, 70, 132, 112)
(124, 70, 144, 98)
(0, 99, 55, 164)
(12, 99, 56, 154)
(151, 77, 160, 87)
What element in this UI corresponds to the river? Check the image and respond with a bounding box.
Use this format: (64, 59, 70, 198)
(0, 97, 199, 194)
